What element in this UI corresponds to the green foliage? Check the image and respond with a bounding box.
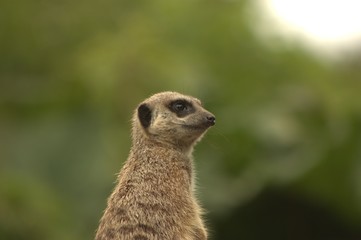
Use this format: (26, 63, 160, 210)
(1, 0, 361, 239)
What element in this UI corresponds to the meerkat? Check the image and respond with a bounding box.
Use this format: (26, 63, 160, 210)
(95, 91, 215, 240)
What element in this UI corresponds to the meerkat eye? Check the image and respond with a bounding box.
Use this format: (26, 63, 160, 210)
(169, 99, 194, 117)
(171, 100, 189, 112)
(174, 102, 187, 112)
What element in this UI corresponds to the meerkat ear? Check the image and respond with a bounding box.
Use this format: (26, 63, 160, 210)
(138, 103, 152, 128)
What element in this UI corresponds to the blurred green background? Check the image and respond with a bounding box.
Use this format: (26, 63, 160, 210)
(1, 0, 361, 239)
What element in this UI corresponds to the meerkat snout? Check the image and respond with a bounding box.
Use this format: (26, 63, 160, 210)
(205, 114, 216, 126)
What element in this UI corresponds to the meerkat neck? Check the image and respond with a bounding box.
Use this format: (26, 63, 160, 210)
(131, 137, 194, 164)
(128, 137, 194, 188)
(132, 129, 195, 156)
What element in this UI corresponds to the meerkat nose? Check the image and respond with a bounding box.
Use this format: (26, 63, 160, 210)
(206, 115, 216, 126)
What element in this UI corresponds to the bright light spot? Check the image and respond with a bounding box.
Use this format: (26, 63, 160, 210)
(257, 0, 361, 54)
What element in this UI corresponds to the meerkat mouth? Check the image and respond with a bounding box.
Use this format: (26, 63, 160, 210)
(181, 123, 213, 130)
(179, 116, 215, 130)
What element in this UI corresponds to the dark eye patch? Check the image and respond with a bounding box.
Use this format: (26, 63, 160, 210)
(169, 99, 195, 117)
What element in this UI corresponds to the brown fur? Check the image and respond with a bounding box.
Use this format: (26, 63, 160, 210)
(95, 92, 215, 240)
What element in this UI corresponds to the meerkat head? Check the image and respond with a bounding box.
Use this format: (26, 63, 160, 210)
(133, 91, 215, 151)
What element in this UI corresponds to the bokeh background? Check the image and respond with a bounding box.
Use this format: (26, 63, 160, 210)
(1, 0, 361, 239)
